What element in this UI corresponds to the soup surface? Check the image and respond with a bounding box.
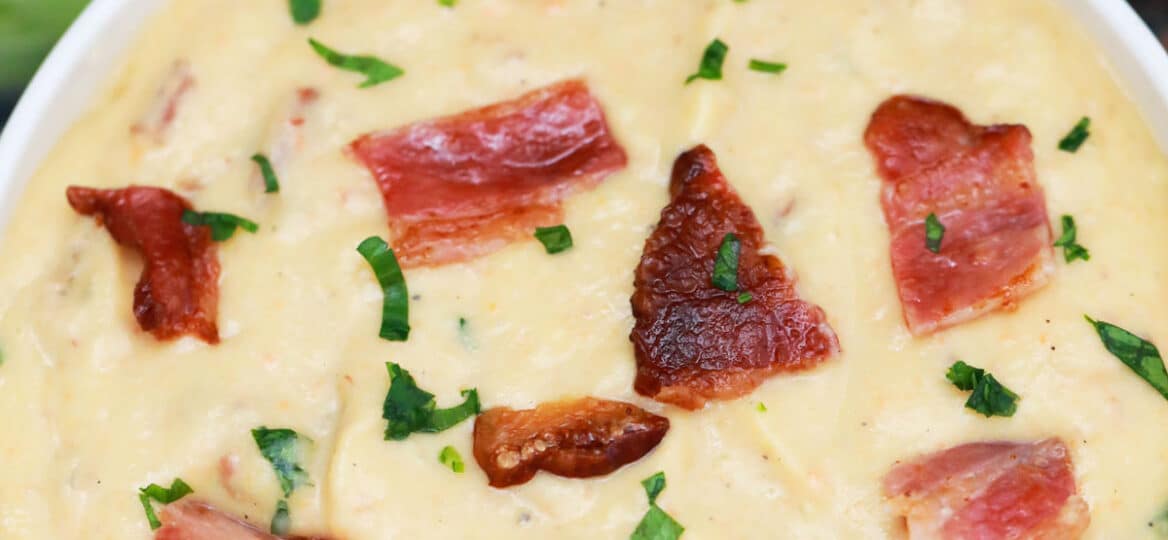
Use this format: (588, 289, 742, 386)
(1, 0, 1168, 538)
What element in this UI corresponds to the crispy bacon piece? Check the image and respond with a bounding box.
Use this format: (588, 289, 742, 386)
(472, 397, 669, 488)
(884, 438, 1089, 539)
(349, 79, 628, 267)
(630, 145, 839, 410)
(155, 499, 331, 540)
(264, 88, 320, 177)
(132, 60, 195, 142)
(864, 96, 1054, 335)
(66, 186, 219, 343)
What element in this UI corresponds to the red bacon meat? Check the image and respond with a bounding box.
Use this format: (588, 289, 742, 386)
(155, 499, 330, 540)
(472, 397, 669, 488)
(884, 438, 1089, 539)
(66, 186, 219, 344)
(132, 60, 195, 142)
(864, 95, 1054, 335)
(630, 145, 839, 410)
(349, 79, 628, 267)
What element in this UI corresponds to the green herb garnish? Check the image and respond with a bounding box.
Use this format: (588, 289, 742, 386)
(685, 38, 728, 84)
(1085, 316, 1168, 401)
(356, 236, 410, 341)
(458, 317, 476, 350)
(181, 210, 258, 242)
(1058, 117, 1091, 153)
(736, 292, 753, 304)
(138, 478, 194, 530)
(252, 427, 311, 498)
(631, 472, 685, 540)
(439, 446, 465, 473)
(748, 59, 787, 75)
(308, 38, 404, 88)
(534, 225, 573, 254)
(252, 153, 280, 193)
(271, 499, 291, 536)
(924, 213, 945, 253)
(712, 233, 740, 292)
(382, 362, 480, 440)
(756, 402, 766, 412)
(438, 0, 457, 6)
(945, 361, 1019, 417)
(288, 0, 321, 25)
(1053, 214, 1089, 263)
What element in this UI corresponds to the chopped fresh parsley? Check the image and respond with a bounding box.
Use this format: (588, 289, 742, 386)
(685, 38, 728, 84)
(1058, 117, 1091, 153)
(1085, 316, 1168, 401)
(945, 361, 1019, 417)
(712, 233, 741, 292)
(438, 0, 457, 6)
(924, 213, 945, 253)
(288, 0, 321, 25)
(356, 236, 410, 341)
(736, 292, 753, 304)
(631, 472, 685, 540)
(439, 445, 465, 473)
(251, 427, 311, 498)
(756, 402, 767, 412)
(1151, 505, 1168, 536)
(308, 38, 404, 88)
(748, 59, 787, 75)
(182, 210, 259, 242)
(382, 362, 480, 440)
(1053, 214, 1090, 263)
(271, 499, 291, 536)
(138, 478, 194, 530)
(458, 317, 476, 350)
(252, 153, 280, 193)
(534, 225, 573, 254)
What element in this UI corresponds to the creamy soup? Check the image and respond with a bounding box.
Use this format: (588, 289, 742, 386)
(2, 0, 1168, 538)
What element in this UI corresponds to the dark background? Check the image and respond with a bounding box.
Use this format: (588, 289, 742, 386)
(0, 2, 1166, 131)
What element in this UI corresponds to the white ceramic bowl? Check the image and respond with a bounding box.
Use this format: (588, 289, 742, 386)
(0, 0, 1165, 236)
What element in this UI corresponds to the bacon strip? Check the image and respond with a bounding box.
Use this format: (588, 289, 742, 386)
(864, 96, 1054, 335)
(155, 499, 330, 540)
(67, 186, 219, 343)
(132, 60, 195, 142)
(264, 88, 320, 177)
(349, 79, 628, 267)
(472, 397, 669, 488)
(630, 145, 839, 410)
(884, 438, 1089, 539)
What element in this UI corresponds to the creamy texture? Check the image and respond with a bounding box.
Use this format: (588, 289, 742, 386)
(1, 0, 1167, 538)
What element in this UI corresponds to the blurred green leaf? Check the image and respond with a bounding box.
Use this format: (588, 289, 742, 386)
(0, 0, 91, 89)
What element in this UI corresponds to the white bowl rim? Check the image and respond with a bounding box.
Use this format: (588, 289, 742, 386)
(0, 0, 1165, 235)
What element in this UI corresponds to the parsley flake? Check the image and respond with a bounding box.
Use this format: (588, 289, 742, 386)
(439, 446, 465, 473)
(288, 0, 321, 25)
(138, 478, 194, 530)
(1085, 316, 1168, 401)
(945, 361, 1019, 417)
(1053, 214, 1090, 263)
(252, 427, 311, 498)
(737, 291, 753, 304)
(631, 472, 684, 540)
(271, 499, 291, 536)
(748, 59, 787, 75)
(182, 210, 258, 242)
(252, 154, 280, 193)
(308, 38, 404, 88)
(356, 236, 410, 341)
(534, 225, 573, 254)
(686, 38, 728, 84)
(924, 213, 945, 253)
(1058, 117, 1091, 153)
(438, 0, 457, 6)
(382, 362, 480, 440)
(712, 233, 741, 292)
